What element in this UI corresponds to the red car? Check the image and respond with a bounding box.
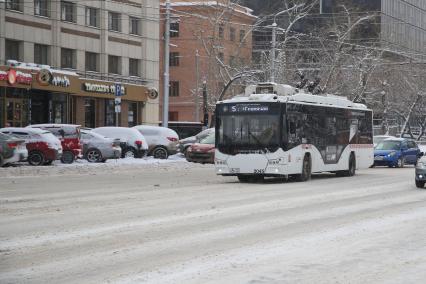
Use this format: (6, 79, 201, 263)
(186, 133, 215, 164)
(27, 124, 82, 164)
(0, 127, 62, 166)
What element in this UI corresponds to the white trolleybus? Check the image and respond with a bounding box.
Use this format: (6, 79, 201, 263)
(214, 82, 374, 182)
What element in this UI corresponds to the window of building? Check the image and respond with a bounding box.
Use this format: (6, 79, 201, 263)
(105, 99, 116, 126)
(61, 1, 76, 23)
(84, 98, 96, 128)
(61, 48, 76, 69)
(170, 22, 179, 37)
(129, 58, 140, 77)
(229, 27, 235, 41)
(218, 24, 224, 39)
(169, 52, 180, 66)
(169, 81, 179, 97)
(169, 111, 179, 121)
(108, 12, 121, 32)
(85, 7, 99, 27)
(34, 44, 49, 65)
(85, 52, 99, 72)
(34, 0, 49, 17)
(108, 55, 121, 74)
(240, 29, 246, 43)
(129, 17, 141, 35)
(5, 39, 22, 61)
(128, 102, 138, 127)
(6, 0, 22, 11)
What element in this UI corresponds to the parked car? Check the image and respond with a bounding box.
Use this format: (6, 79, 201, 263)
(179, 128, 215, 155)
(27, 124, 82, 164)
(186, 133, 215, 164)
(133, 125, 179, 159)
(92, 127, 148, 158)
(80, 129, 122, 163)
(0, 132, 27, 167)
(373, 138, 420, 167)
(373, 135, 395, 147)
(416, 152, 426, 188)
(0, 127, 62, 166)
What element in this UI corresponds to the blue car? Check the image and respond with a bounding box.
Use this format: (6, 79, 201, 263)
(373, 138, 420, 168)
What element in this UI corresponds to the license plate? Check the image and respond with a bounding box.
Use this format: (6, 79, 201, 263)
(230, 168, 240, 173)
(375, 156, 384, 161)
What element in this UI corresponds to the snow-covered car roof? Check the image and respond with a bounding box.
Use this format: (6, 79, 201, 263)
(0, 127, 50, 134)
(133, 125, 179, 138)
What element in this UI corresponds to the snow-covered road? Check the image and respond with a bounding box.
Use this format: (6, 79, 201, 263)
(0, 164, 425, 283)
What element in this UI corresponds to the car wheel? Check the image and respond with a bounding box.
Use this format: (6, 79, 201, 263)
(43, 160, 53, 166)
(86, 148, 102, 163)
(416, 180, 425, 188)
(28, 151, 45, 166)
(396, 157, 404, 168)
(123, 148, 136, 158)
(61, 151, 75, 164)
(296, 155, 312, 182)
(184, 146, 190, 157)
(153, 147, 168, 159)
(0, 155, 4, 167)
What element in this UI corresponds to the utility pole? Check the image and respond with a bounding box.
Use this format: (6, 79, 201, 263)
(195, 49, 200, 122)
(270, 22, 277, 83)
(162, 0, 171, 128)
(202, 80, 208, 127)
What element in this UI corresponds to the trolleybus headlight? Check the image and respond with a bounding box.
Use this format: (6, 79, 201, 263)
(268, 158, 280, 165)
(215, 158, 227, 165)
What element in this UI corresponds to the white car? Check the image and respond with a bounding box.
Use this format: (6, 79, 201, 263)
(133, 125, 179, 159)
(92, 127, 148, 158)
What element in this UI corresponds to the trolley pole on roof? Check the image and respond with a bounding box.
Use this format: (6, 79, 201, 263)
(162, 0, 171, 128)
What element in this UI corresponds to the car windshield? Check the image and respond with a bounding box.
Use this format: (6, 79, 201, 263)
(200, 134, 215, 145)
(376, 140, 401, 150)
(374, 136, 390, 145)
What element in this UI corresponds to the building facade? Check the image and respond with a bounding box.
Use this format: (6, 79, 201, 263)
(0, 0, 160, 128)
(159, 0, 256, 123)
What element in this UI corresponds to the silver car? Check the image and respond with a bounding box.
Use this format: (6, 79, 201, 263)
(80, 129, 122, 162)
(133, 125, 179, 159)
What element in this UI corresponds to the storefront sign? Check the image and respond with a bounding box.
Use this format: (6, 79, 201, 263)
(0, 69, 32, 85)
(36, 69, 70, 88)
(83, 82, 126, 95)
(51, 75, 70, 87)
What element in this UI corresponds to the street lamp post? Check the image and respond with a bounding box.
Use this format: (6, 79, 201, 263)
(162, 0, 171, 128)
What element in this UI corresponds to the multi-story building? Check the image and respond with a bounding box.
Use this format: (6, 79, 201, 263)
(159, 0, 256, 123)
(0, 0, 160, 128)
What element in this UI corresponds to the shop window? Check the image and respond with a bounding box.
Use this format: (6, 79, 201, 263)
(129, 17, 141, 35)
(34, 44, 49, 65)
(85, 52, 99, 72)
(108, 12, 121, 32)
(129, 58, 140, 77)
(84, 98, 96, 128)
(169, 81, 179, 97)
(85, 7, 99, 27)
(170, 22, 179, 37)
(239, 29, 246, 43)
(61, 1, 76, 23)
(5, 39, 22, 61)
(229, 27, 235, 41)
(34, 0, 49, 17)
(128, 102, 138, 127)
(105, 99, 116, 126)
(52, 93, 68, 124)
(218, 24, 224, 39)
(169, 52, 180, 67)
(108, 55, 121, 74)
(169, 111, 179, 121)
(61, 48, 76, 69)
(6, 0, 22, 11)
